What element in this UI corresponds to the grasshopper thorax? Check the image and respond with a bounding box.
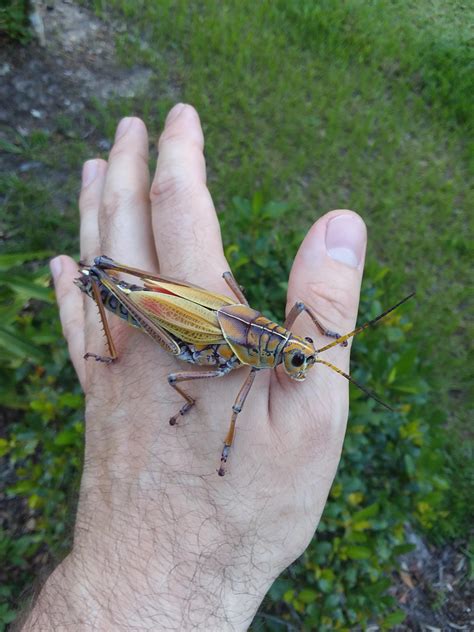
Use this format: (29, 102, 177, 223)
(282, 335, 317, 381)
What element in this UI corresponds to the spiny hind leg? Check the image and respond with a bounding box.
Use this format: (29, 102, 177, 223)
(218, 368, 257, 476)
(284, 301, 348, 347)
(167, 368, 227, 425)
(84, 278, 118, 363)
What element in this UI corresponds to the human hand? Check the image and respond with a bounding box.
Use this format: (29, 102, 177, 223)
(27, 105, 366, 630)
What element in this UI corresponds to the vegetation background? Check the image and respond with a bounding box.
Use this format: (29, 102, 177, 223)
(0, 0, 472, 629)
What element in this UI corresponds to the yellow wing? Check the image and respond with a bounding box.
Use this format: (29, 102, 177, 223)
(144, 278, 236, 310)
(127, 291, 226, 345)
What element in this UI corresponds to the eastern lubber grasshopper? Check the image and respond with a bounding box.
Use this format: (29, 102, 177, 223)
(75, 256, 414, 476)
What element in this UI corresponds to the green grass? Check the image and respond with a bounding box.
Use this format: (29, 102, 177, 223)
(1, 0, 472, 627)
(92, 1, 474, 509)
(5, 0, 471, 516)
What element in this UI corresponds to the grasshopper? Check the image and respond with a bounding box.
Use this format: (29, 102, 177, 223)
(75, 255, 414, 476)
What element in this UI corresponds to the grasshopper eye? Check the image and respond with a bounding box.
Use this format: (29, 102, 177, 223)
(305, 337, 313, 344)
(291, 352, 305, 367)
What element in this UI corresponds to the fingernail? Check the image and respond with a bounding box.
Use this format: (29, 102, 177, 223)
(166, 103, 187, 126)
(50, 256, 62, 283)
(82, 159, 98, 188)
(115, 116, 133, 140)
(326, 214, 366, 268)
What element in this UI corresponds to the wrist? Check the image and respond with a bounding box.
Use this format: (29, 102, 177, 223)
(22, 552, 267, 631)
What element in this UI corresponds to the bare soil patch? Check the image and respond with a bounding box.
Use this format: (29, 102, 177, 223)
(0, 0, 151, 137)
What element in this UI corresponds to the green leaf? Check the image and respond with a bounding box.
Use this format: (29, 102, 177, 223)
(366, 577, 391, 596)
(57, 393, 83, 409)
(251, 191, 264, 213)
(0, 296, 27, 325)
(0, 273, 53, 302)
(352, 503, 379, 522)
(393, 543, 416, 555)
(54, 430, 81, 446)
(382, 609, 406, 627)
(0, 326, 45, 361)
(0, 138, 22, 154)
(346, 545, 372, 560)
(299, 588, 318, 604)
(0, 251, 52, 271)
(0, 438, 9, 457)
(318, 578, 333, 593)
(264, 200, 290, 219)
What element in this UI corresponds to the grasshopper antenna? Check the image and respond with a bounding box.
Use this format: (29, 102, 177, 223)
(316, 358, 393, 411)
(316, 292, 415, 353)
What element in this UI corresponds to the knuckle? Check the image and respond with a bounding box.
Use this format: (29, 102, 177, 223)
(108, 143, 148, 168)
(100, 188, 146, 221)
(158, 128, 182, 149)
(150, 169, 194, 208)
(158, 124, 203, 152)
(54, 278, 72, 304)
(305, 281, 358, 328)
(100, 191, 119, 221)
(79, 159, 106, 204)
(57, 291, 83, 339)
(79, 186, 99, 216)
(61, 313, 83, 342)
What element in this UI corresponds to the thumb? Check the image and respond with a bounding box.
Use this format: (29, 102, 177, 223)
(286, 209, 367, 368)
(269, 209, 367, 454)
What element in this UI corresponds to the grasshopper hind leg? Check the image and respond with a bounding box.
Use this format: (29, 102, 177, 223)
(83, 277, 118, 363)
(167, 368, 229, 425)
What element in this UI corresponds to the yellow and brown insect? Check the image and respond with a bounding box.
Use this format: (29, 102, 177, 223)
(75, 256, 414, 475)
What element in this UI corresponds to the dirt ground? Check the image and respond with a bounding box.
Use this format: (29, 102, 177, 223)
(1, 2, 472, 630)
(391, 527, 472, 630)
(0, 1, 151, 136)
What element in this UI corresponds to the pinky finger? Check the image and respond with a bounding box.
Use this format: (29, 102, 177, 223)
(50, 255, 86, 389)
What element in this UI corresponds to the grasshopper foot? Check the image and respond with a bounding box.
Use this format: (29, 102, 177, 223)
(84, 352, 116, 364)
(169, 399, 195, 426)
(325, 329, 348, 347)
(218, 444, 230, 476)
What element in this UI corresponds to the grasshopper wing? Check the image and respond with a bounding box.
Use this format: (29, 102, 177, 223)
(143, 279, 235, 310)
(127, 291, 226, 345)
(95, 256, 235, 308)
(98, 274, 181, 355)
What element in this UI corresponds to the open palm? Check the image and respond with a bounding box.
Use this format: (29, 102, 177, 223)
(50, 104, 367, 630)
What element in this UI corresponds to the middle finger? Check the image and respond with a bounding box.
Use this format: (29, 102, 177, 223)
(99, 117, 158, 271)
(150, 104, 228, 285)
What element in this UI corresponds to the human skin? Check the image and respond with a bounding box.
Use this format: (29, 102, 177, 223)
(22, 104, 367, 631)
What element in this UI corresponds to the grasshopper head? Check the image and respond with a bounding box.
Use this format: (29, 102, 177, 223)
(282, 335, 317, 381)
(74, 267, 92, 293)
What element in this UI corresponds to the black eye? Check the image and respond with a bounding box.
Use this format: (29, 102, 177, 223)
(291, 352, 305, 367)
(305, 337, 313, 344)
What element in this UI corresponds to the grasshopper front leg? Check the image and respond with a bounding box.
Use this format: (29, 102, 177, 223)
(284, 301, 348, 347)
(223, 271, 249, 306)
